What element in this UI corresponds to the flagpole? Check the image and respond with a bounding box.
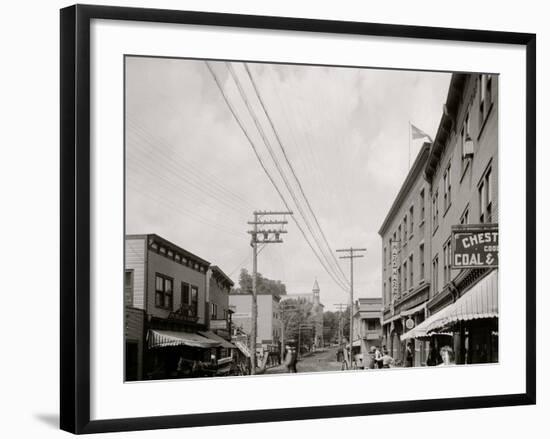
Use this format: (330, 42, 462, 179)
(408, 121, 411, 170)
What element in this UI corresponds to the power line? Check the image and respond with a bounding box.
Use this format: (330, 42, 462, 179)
(205, 61, 349, 294)
(127, 116, 255, 211)
(127, 121, 253, 214)
(224, 63, 349, 291)
(126, 179, 244, 238)
(243, 63, 350, 287)
(336, 247, 367, 369)
(127, 145, 246, 222)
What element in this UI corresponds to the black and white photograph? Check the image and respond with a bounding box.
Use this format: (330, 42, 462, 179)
(124, 57, 499, 381)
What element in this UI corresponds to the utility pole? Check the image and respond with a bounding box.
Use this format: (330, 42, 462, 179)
(333, 303, 347, 348)
(280, 302, 298, 363)
(247, 210, 292, 375)
(336, 247, 366, 368)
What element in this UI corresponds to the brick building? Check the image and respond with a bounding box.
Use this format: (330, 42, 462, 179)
(379, 73, 499, 366)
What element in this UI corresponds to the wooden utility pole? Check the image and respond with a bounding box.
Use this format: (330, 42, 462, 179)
(280, 302, 298, 363)
(247, 210, 292, 374)
(336, 247, 366, 368)
(333, 303, 347, 348)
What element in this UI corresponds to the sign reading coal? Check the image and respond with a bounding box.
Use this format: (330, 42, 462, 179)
(451, 224, 498, 269)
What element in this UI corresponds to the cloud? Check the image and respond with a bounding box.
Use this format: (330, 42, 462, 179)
(125, 56, 451, 310)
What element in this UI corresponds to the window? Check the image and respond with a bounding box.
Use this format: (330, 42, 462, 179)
(398, 225, 401, 244)
(403, 216, 408, 242)
(409, 205, 414, 236)
(383, 247, 387, 272)
(210, 302, 217, 319)
(419, 243, 425, 281)
(432, 190, 439, 231)
(460, 205, 470, 225)
(461, 107, 474, 168)
(367, 320, 376, 331)
(432, 255, 439, 295)
(403, 260, 408, 292)
(191, 286, 199, 317)
(479, 167, 493, 223)
(409, 254, 414, 288)
(124, 269, 134, 306)
(443, 238, 452, 285)
(479, 74, 493, 129)
(155, 274, 173, 309)
(420, 189, 425, 223)
(443, 164, 451, 212)
(383, 281, 387, 303)
(181, 282, 190, 307)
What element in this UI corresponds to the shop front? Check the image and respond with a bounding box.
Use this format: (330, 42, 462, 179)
(145, 329, 222, 379)
(401, 269, 498, 365)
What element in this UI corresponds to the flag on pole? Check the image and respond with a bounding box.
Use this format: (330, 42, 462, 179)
(410, 123, 433, 142)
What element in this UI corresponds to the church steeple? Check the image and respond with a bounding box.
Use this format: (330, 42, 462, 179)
(312, 279, 320, 296)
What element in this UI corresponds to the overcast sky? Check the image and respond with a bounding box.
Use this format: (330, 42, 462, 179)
(125, 57, 451, 311)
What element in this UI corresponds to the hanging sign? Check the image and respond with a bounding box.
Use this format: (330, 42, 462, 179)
(391, 240, 400, 297)
(451, 224, 498, 269)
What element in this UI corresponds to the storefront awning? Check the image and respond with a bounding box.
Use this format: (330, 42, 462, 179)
(382, 313, 401, 325)
(147, 329, 221, 349)
(400, 302, 426, 317)
(426, 270, 498, 333)
(198, 331, 236, 349)
(400, 310, 447, 340)
(233, 339, 251, 357)
(346, 339, 362, 348)
(401, 271, 497, 340)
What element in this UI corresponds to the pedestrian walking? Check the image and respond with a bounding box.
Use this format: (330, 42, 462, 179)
(381, 350, 394, 368)
(405, 342, 414, 367)
(374, 346, 383, 369)
(365, 346, 377, 369)
(284, 345, 298, 373)
(427, 342, 442, 366)
(284, 345, 293, 373)
(337, 346, 344, 362)
(291, 347, 298, 373)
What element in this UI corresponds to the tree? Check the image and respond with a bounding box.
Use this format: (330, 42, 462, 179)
(322, 307, 351, 345)
(280, 298, 315, 354)
(322, 311, 339, 344)
(231, 268, 287, 297)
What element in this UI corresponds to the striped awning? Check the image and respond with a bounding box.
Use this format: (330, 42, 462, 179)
(401, 310, 448, 340)
(198, 331, 236, 349)
(382, 313, 401, 325)
(400, 302, 427, 317)
(233, 339, 251, 357)
(425, 270, 498, 333)
(401, 271, 497, 340)
(147, 329, 221, 349)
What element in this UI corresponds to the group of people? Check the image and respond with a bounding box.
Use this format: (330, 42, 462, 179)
(364, 345, 395, 369)
(359, 342, 456, 369)
(283, 345, 298, 373)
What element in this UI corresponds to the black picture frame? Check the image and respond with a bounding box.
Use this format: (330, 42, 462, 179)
(60, 4, 536, 434)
